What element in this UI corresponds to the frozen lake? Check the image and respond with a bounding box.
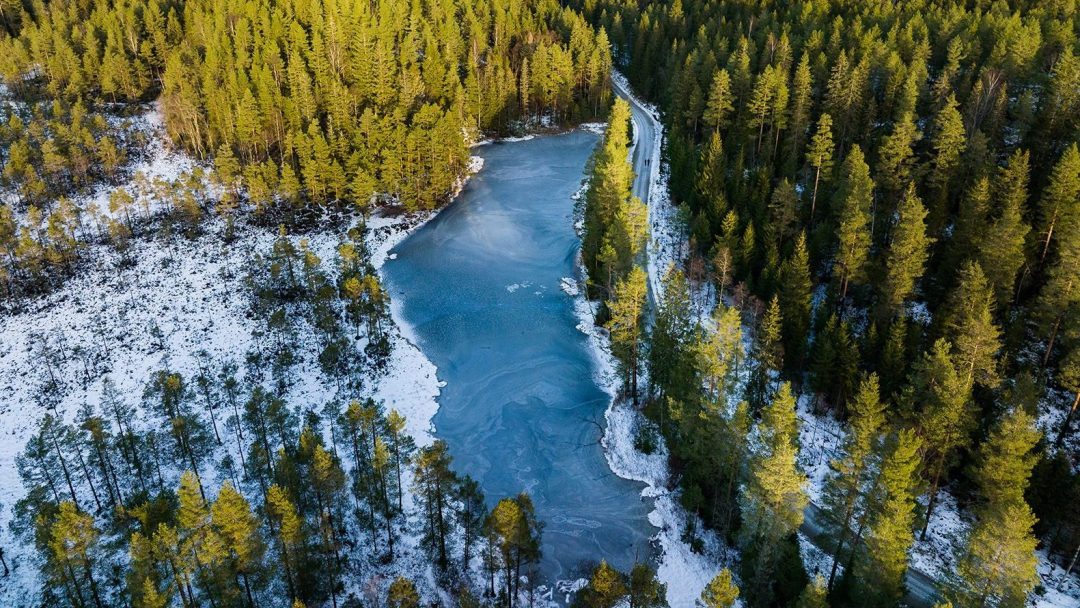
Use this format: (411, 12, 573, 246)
(383, 131, 654, 583)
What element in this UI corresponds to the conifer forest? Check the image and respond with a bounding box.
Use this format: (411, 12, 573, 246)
(0, 0, 1078, 607)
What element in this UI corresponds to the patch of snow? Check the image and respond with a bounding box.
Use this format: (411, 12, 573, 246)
(578, 122, 607, 135)
(560, 277, 580, 297)
(796, 395, 845, 505)
(799, 532, 835, 581)
(906, 301, 933, 326)
(468, 155, 485, 174)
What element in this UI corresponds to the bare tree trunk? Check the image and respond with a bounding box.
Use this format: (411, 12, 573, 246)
(1054, 391, 1080, 447)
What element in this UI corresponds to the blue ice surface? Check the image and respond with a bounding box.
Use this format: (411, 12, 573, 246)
(383, 131, 654, 584)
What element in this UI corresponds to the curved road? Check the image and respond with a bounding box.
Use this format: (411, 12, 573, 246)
(610, 73, 941, 608)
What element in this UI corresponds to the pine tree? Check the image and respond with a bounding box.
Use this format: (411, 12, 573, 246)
(875, 113, 921, 211)
(310, 442, 345, 604)
(648, 267, 699, 411)
(1037, 215, 1080, 365)
(386, 409, 413, 514)
(177, 471, 223, 603)
(696, 132, 726, 212)
(832, 145, 873, 302)
(768, 179, 800, 248)
(1037, 143, 1080, 265)
(823, 374, 887, 590)
(851, 430, 922, 606)
(139, 577, 169, 608)
(265, 484, 302, 601)
(879, 183, 931, 318)
(779, 232, 812, 373)
(412, 441, 458, 571)
(699, 304, 743, 403)
(795, 576, 828, 608)
(700, 568, 739, 608)
(628, 563, 667, 608)
(210, 481, 265, 605)
(907, 340, 972, 539)
(953, 177, 991, 265)
(970, 409, 1040, 507)
(606, 266, 648, 403)
(1054, 346, 1080, 446)
(582, 560, 628, 608)
(583, 98, 635, 297)
(954, 501, 1039, 608)
(938, 261, 1001, 389)
(809, 314, 859, 410)
(748, 296, 783, 410)
(457, 476, 486, 572)
(47, 501, 105, 608)
(703, 70, 735, 133)
(487, 493, 542, 605)
(979, 151, 1030, 309)
(739, 382, 806, 605)
(387, 577, 420, 608)
(805, 114, 835, 224)
(952, 409, 1041, 608)
(926, 94, 967, 233)
(786, 55, 814, 172)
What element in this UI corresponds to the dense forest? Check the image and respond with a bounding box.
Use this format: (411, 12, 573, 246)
(572, 0, 1080, 606)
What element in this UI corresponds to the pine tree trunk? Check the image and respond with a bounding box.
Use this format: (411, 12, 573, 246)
(385, 502, 394, 561)
(920, 460, 944, 541)
(93, 442, 118, 509)
(436, 478, 448, 570)
(167, 558, 193, 608)
(72, 442, 102, 512)
(50, 427, 80, 510)
(1045, 313, 1063, 367)
(1040, 218, 1056, 266)
(64, 561, 87, 608)
(36, 451, 62, 504)
(82, 557, 105, 608)
(827, 501, 856, 591)
(241, 572, 255, 608)
(205, 393, 221, 445)
(1054, 391, 1080, 447)
(394, 443, 404, 514)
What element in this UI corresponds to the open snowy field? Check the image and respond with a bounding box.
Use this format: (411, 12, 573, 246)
(0, 207, 449, 603)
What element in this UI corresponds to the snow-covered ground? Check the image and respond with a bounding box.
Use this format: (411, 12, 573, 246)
(0, 209, 451, 604)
